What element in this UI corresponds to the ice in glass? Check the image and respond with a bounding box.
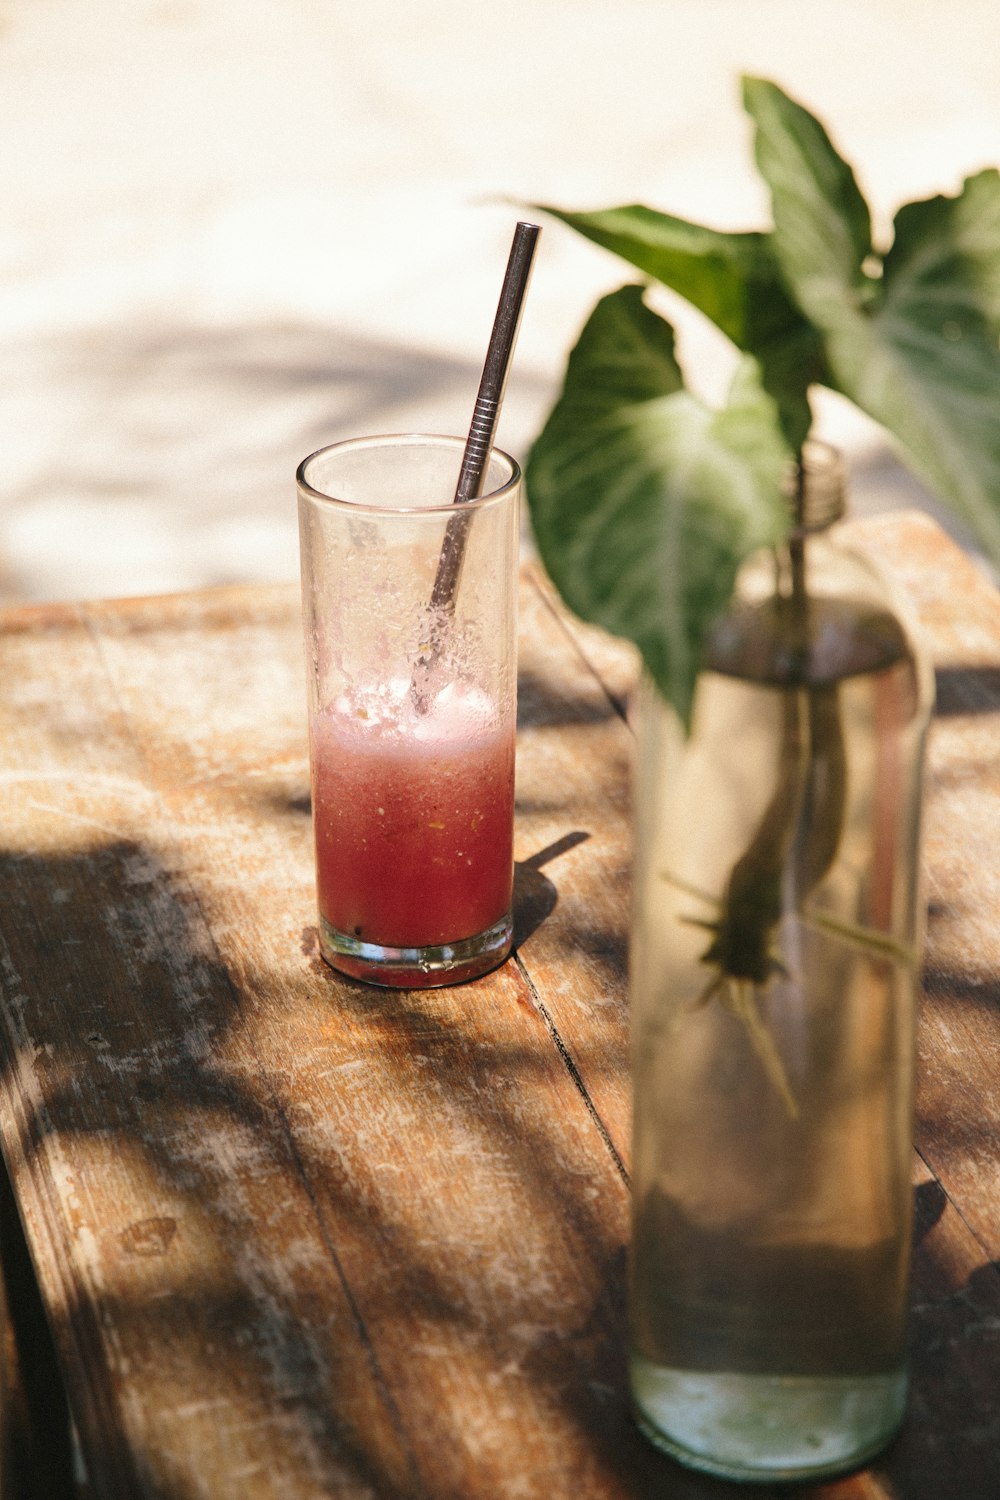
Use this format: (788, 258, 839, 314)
(297, 434, 520, 986)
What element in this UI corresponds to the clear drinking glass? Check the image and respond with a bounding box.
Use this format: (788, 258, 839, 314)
(297, 434, 520, 987)
(628, 446, 934, 1480)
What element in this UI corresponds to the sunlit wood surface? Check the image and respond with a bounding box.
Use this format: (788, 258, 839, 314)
(0, 513, 996, 1498)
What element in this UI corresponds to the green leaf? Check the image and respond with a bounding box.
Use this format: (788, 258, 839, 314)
(525, 285, 792, 723)
(533, 202, 784, 346)
(746, 77, 1000, 562)
(533, 200, 824, 449)
(883, 168, 1000, 337)
(742, 76, 875, 319)
(853, 174, 1000, 558)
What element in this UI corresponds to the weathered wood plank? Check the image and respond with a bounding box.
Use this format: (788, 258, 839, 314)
(531, 514, 1000, 1499)
(855, 514, 1000, 1268)
(0, 1149, 76, 1498)
(888, 1159, 1000, 1496)
(513, 570, 636, 1170)
(80, 582, 753, 1499)
(0, 583, 663, 1498)
(0, 523, 997, 1499)
(524, 562, 640, 722)
(0, 597, 419, 1498)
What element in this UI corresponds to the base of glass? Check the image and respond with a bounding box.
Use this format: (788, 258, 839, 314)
(318, 912, 513, 988)
(629, 1355, 907, 1482)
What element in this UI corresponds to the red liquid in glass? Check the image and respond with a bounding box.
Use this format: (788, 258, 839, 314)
(311, 686, 514, 951)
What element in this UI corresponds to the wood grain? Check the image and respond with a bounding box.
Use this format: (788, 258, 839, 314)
(529, 515, 1000, 1500)
(0, 580, 652, 1499)
(856, 516, 1000, 1260)
(0, 520, 996, 1498)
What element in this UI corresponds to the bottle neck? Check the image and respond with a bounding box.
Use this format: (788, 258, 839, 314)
(786, 440, 847, 537)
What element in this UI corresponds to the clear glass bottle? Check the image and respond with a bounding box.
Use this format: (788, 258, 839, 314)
(628, 443, 934, 1481)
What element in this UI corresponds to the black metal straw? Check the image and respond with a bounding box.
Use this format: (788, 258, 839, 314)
(412, 221, 539, 707)
(431, 221, 539, 609)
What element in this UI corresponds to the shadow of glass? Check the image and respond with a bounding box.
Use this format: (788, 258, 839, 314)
(934, 665, 1000, 717)
(913, 1178, 948, 1244)
(512, 830, 590, 950)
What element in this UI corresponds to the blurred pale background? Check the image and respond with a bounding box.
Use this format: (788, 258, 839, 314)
(1, 0, 998, 602)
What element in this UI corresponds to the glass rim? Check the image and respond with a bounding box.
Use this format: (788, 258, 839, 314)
(296, 432, 522, 516)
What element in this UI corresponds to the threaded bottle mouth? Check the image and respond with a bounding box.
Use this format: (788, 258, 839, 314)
(783, 440, 847, 534)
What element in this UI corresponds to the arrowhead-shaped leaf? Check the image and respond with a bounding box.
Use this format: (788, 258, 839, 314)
(742, 76, 874, 314)
(525, 285, 792, 723)
(745, 79, 1000, 562)
(533, 200, 825, 449)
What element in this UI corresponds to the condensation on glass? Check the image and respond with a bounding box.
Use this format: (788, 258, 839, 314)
(297, 434, 520, 988)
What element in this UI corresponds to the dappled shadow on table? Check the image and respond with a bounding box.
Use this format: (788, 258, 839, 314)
(0, 830, 661, 1498)
(1, 829, 995, 1496)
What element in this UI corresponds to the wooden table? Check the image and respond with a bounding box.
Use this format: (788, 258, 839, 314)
(0, 512, 998, 1500)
